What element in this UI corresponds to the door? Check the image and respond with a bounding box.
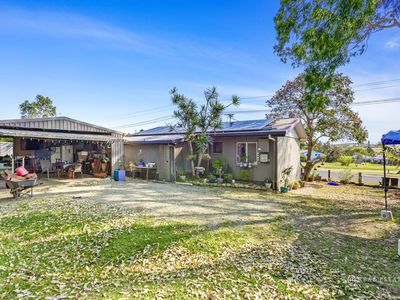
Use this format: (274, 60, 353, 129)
(158, 145, 171, 181)
(62, 145, 74, 163)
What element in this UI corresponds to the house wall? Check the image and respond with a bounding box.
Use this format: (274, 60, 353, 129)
(124, 143, 172, 181)
(276, 136, 301, 189)
(174, 142, 193, 174)
(209, 136, 275, 183)
(125, 134, 301, 186)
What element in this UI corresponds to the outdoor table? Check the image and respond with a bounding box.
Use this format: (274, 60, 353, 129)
(134, 166, 157, 181)
(381, 176, 399, 188)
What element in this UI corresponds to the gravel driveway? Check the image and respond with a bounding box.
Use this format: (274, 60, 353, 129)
(0, 177, 283, 224)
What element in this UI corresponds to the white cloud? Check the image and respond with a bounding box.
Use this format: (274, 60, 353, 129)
(0, 5, 160, 54)
(385, 38, 400, 49)
(0, 5, 255, 66)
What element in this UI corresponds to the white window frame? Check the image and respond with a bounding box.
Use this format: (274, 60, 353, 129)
(236, 142, 258, 164)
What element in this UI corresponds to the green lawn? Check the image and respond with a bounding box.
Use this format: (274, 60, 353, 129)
(0, 185, 399, 299)
(319, 162, 399, 172)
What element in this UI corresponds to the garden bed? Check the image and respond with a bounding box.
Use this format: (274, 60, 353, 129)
(189, 180, 270, 191)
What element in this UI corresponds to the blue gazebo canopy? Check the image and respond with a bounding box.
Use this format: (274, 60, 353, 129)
(381, 130, 400, 146)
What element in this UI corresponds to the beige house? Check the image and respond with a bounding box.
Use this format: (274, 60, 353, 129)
(125, 118, 306, 189)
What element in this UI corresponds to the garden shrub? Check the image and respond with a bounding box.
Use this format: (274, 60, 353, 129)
(239, 169, 251, 181)
(338, 155, 353, 166)
(339, 169, 353, 184)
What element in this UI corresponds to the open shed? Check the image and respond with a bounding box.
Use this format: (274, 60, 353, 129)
(0, 117, 124, 177)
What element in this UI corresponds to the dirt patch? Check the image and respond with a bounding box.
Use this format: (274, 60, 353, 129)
(0, 177, 284, 225)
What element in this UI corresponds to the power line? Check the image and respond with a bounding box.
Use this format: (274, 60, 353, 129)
(112, 97, 400, 130)
(353, 78, 400, 87)
(112, 115, 174, 129)
(352, 97, 400, 106)
(107, 105, 173, 121)
(225, 97, 400, 114)
(102, 79, 400, 122)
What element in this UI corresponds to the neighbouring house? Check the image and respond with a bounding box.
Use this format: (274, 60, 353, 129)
(124, 118, 306, 189)
(300, 150, 324, 162)
(0, 117, 124, 176)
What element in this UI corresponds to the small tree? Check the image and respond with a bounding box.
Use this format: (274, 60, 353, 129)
(274, 0, 400, 110)
(338, 156, 354, 167)
(195, 87, 239, 168)
(20, 95, 57, 118)
(170, 87, 239, 176)
(366, 141, 374, 157)
(315, 142, 344, 163)
(267, 73, 367, 181)
(169, 88, 197, 177)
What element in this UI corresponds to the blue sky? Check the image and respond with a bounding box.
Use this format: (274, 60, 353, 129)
(0, 1, 399, 142)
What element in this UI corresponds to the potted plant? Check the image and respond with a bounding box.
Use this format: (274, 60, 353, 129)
(178, 171, 187, 181)
(299, 180, 305, 188)
(308, 172, 317, 182)
(239, 154, 248, 168)
(224, 173, 233, 184)
(264, 178, 273, 190)
(212, 159, 225, 183)
(314, 172, 322, 182)
(280, 166, 293, 193)
(292, 182, 300, 190)
(207, 174, 217, 183)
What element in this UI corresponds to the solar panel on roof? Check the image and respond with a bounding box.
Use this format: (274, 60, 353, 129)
(219, 119, 271, 131)
(137, 119, 271, 135)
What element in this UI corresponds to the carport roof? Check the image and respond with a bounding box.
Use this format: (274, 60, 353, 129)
(0, 128, 122, 142)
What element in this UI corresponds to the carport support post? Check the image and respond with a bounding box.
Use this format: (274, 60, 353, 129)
(383, 146, 388, 211)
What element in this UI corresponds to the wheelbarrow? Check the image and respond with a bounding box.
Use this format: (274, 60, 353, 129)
(5, 178, 42, 199)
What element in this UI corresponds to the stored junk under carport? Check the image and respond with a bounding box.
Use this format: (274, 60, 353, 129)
(0, 117, 124, 178)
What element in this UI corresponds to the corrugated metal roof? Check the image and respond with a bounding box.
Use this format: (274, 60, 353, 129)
(135, 119, 272, 136)
(0, 116, 121, 135)
(125, 134, 185, 144)
(0, 128, 122, 142)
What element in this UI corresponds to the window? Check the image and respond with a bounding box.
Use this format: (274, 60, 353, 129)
(236, 142, 257, 164)
(212, 142, 223, 154)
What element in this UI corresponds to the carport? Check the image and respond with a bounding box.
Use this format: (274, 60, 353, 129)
(0, 117, 124, 177)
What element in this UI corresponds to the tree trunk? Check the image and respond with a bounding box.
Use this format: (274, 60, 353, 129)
(188, 141, 195, 177)
(303, 141, 314, 181)
(197, 153, 203, 168)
